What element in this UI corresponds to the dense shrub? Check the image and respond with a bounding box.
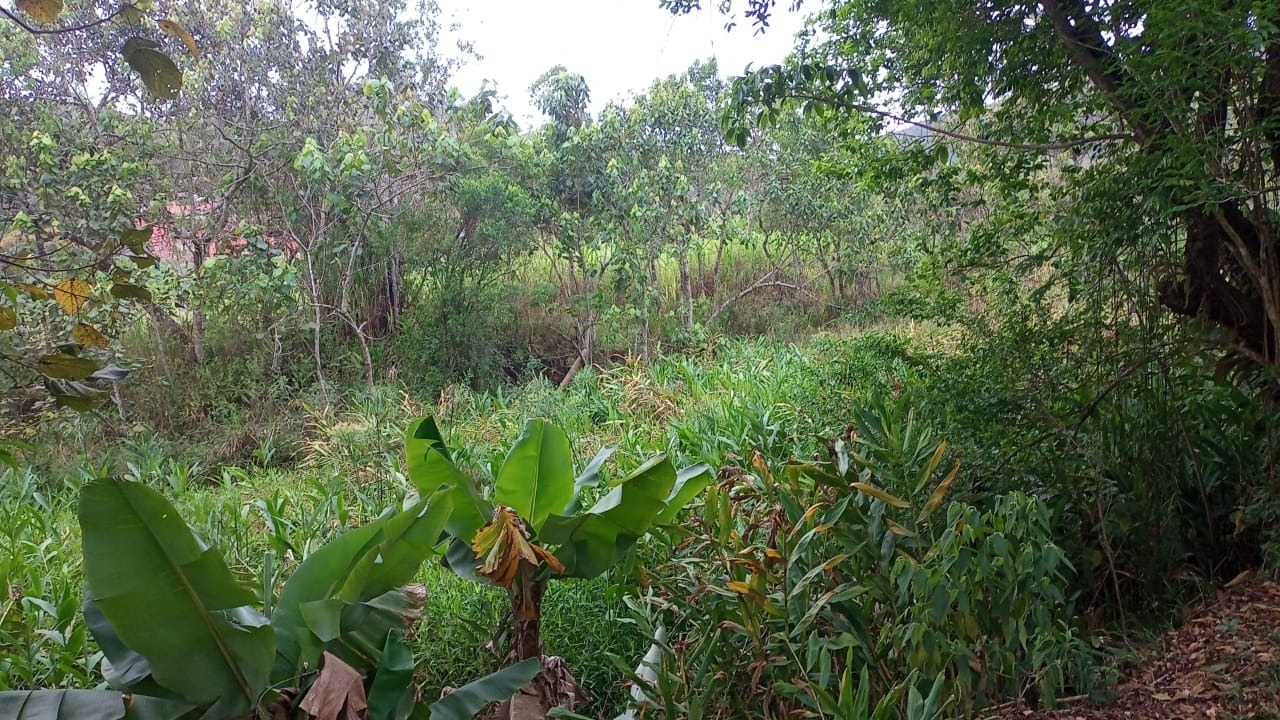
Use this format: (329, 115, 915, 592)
(629, 396, 1101, 719)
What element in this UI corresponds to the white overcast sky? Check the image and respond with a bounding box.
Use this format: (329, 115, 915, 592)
(435, 0, 808, 126)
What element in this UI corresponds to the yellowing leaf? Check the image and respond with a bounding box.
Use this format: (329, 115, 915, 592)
(15, 282, 48, 300)
(54, 279, 92, 315)
(920, 441, 947, 484)
(16, 0, 62, 23)
(71, 323, 110, 348)
(885, 519, 915, 537)
(725, 580, 753, 595)
(921, 460, 961, 517)
(471, 506, 564, 588)
(0, 308, 15, 331)
(851, 481, 910, 509)
(157, 19, 199, 57)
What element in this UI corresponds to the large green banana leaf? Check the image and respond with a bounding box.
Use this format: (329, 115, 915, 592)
(427, 658, 541, 720)
(404, 418, 488, 542)
(562, 445, 615, 515)
(275, 492, 448, 678)
(82, 599, 180, 700)
(494, 419, 574, 532)
(540, 456, 677, 579)
(654, 463, 713, 524)
(0, 690, 194, 720)
(299, 586, 424, 673)
(272, 521, 384, 678)
(345, 490, 453, 602)
(79, 480, 273, 720)
(366, 630, 415, 720)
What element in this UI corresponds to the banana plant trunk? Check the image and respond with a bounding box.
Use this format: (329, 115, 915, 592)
(512, 562, 546, 662)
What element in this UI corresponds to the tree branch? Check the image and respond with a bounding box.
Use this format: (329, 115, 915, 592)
(785, 92, 1134, 151)
(0, 4, 128, 35)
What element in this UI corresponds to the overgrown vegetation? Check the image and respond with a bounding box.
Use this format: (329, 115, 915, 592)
(3, 0, 1280, 718)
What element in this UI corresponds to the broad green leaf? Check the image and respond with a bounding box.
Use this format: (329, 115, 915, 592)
(563, 445, 615, 515)
(367, 630, 415, 720)
(0, 690, 192, 720)
(299, 598, 346, 642)
(79, 480, 272, 720)
(15, 0, 60, 23)
(427, 658, 541, 720)
(38, 354, 98, 380)
(119, 227, 153, 255)
(542, 456, 677, 579)
(272, 521, 384, 677)
(443, 537, 484, 582)
(354, 490, 453, 601)
(653, 463, 712, 525)
(327, 586, 425, 673)
(405, 416, 450, 464)
(404, 418, 489, 542)
(121, 37, 182, 100)
(53, 279, 91, 315)
(110, 283, 153, 301)
(122, 695, 199, 720)
(83, 599, 174, 698)
(292, 586, 426, 677)
(495, 419, 574, 532)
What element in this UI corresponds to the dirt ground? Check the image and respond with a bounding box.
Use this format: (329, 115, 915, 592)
(990, 579, 1280, 720)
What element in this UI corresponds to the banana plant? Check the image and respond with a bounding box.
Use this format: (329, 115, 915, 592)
(403, 417, 712, 665)
(0, 477, 538, 720)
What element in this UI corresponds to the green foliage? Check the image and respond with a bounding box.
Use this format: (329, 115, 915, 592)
(0, 689, 191, 719)
(892, 495, 1093, 712)
(80, 480, 273, 719)
(407, 416, 712, 582)
(629, 396, 1099, 719)
(0, 474, 536, 719)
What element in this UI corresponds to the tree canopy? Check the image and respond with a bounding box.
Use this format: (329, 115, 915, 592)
(676, 0, 1280, 372)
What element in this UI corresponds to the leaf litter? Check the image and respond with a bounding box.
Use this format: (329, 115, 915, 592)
(993, 578, 1280, 720)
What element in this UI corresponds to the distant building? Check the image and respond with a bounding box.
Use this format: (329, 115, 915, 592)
(143, 203, 299, 265)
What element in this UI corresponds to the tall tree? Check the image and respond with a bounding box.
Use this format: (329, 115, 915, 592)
(674, 0, 1280, 373)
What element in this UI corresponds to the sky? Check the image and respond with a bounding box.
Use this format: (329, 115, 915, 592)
(435, 0, 808, 126)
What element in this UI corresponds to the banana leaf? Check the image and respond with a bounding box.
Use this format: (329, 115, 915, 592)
(427, 658, 541, 720)
(494, 419, 574, 532)
(541, 456, 676, 579)
(272, 521, 384, 678)
(79, 480, 273, 720)
(0, 690, 194, 720)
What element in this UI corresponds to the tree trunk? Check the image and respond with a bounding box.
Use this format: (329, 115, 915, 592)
(1157, 203, 1279, 363)
(191, 238, 207, 364)
(678, 246, 694, 330)
(511, 564, 545, 661)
